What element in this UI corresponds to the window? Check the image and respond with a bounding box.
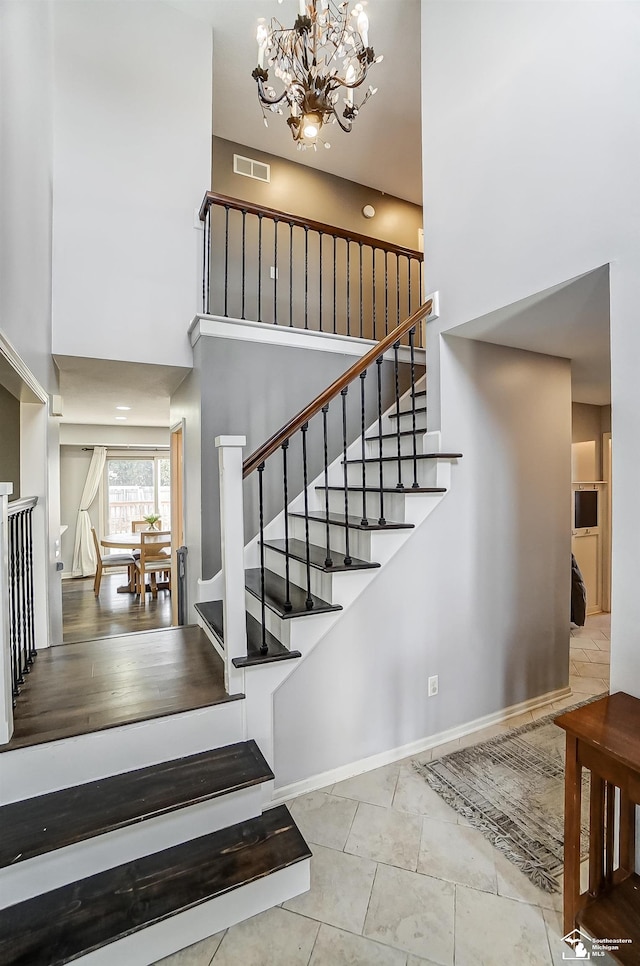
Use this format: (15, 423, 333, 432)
(104, 453, 170, 534)
(233, 153, 271, 183)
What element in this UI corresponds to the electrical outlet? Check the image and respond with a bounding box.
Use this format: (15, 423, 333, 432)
(428, 675, 439, 697)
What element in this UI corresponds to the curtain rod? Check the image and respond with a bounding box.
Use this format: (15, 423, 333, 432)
(79, 445, 170, 452)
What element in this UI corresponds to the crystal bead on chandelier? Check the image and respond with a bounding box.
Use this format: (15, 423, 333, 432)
(252, 0, 382, 151)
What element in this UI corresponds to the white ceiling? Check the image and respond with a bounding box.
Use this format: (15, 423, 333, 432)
(447, 266, 611, 406)
(169, 0, 423, 205)
(54, 356, 190, 426)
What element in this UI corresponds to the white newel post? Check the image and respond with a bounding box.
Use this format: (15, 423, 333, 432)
(0, 483, 14, 744)
(216, 437, 248, 695)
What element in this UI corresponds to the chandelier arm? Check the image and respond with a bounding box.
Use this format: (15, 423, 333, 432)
(256, 79, 290, 108)
(331, 106, 353, 134)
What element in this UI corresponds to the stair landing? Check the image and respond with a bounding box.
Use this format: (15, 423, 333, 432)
(3, 626, 240, 753)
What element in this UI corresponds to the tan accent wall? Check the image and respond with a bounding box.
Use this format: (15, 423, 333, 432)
(212, 137, 423, 251)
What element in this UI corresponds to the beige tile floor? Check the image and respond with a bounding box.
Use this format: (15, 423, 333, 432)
(155, 614, 611, 966)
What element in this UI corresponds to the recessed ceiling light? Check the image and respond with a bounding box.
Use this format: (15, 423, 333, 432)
(115, 416, 127, 421)
(116, 406, 131, 411)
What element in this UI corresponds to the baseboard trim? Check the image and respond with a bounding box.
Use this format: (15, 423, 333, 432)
(270, 685, 572, 806)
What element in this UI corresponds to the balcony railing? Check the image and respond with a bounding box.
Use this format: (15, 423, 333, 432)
(7, 497, 38, 704)
(199, 191, 425, 345)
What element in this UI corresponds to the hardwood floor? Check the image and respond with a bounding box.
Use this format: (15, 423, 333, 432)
(4, 626, 240, 752)
(63, 574, 171, 644)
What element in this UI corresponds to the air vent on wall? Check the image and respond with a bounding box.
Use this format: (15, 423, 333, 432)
(233, 154, 271, 183)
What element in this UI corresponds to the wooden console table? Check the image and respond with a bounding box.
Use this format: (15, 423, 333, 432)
(556, 692, 640, 964)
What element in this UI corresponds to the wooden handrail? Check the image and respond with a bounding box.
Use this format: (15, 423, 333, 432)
(7, 496, 38, 516)
(200, 191, 423, 262)
(243, 299, 433, 478)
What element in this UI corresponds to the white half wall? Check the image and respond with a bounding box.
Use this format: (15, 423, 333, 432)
(51, 0, 212, 368)
(420, 1, 640, 698)
(274, 341, 571, 788)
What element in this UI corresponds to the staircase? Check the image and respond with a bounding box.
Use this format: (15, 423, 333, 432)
(0, 739, 310, 965)
(195, 299, 462, 775)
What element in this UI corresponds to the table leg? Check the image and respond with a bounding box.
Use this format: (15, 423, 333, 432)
(589, 773, 604, 897)
(564, 734, 582, 936)
(619, 792, 637, 877)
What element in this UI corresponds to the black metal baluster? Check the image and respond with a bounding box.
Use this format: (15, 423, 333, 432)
(257, 213, 263, 323)
(341, 388, 352, 565)
(273, 219, 279, 325)
(223, 206, 230, 318)
(359, 241, 363, 339)
(258, 462, 268, 654)
(9, 515, 19, 697)
(346, 240, 351, 336)
(201, 203, 207, 314)
(289, 222, 294, 327)
(408, 254, 412, 317)
(360, 371, 368, 525)
(384, 251, 389, 335)
(376, 356, 386, 525)
(304, 226, 309, 329)
(319, 233, 323, 333)
(332, 235, 337, 333)
(14, 515, 24, 686)
(20, 512, 29, 677)
(282, 441, 292, 612)
(409, 325, 420, 488)
(396, 253, 401, 330)
(241, 208, 247, 320)
(322, 405, 332, 567)
(372, 247, 377, 340)
(301, 424, 314, 608)
(26, 506, 36, 660)
(206, 207, 211, 315)
(394, 341, 403, 489)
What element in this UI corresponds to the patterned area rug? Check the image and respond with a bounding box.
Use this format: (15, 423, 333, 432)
(413, 697, 604, 892)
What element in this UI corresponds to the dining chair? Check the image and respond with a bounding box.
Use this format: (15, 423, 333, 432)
(91, 528, 136, 597)
(131, 519, 162, 532)
(135, 530, 172, 604)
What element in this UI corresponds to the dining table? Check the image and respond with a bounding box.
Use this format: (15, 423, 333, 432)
(101, 531, 171, 593)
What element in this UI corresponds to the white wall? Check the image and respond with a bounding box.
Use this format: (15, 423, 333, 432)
(274, 341, 571, 787)
(0, 0, 57, 394)
(51, 0, 212, 368)
(421, 1, 640, 697)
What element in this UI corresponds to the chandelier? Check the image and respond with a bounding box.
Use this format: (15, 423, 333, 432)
(252, 0, 382, 151)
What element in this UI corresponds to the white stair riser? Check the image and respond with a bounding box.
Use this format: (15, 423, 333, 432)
(381, 419, 427, 442)
(291, 515, 374, 560)
(0, 785, 264, 908)
(68, 860, 311, 966)
(263, 547, 335, 603)
(341, 458, 439, 489)
(1, 702, 245, 804)
(363, 433, 426, 459)
(244, 590, 293, 648)
(326, 488, 407, 521)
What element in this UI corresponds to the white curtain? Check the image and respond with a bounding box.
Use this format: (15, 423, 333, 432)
(71, 446, 107, 577)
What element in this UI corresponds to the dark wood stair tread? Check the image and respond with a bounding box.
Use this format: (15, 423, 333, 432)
(365, 429, 427, 441)
(195, 601, 301, 668)
(0, 741, 272, 871)
(264, 538, 380, 573)
(345, 453, 462, 464)
(245, 568, 342, 619)
(291, 511, 414, 531)
(0, 805, 310, 966)
(318, 485, 446, 494)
